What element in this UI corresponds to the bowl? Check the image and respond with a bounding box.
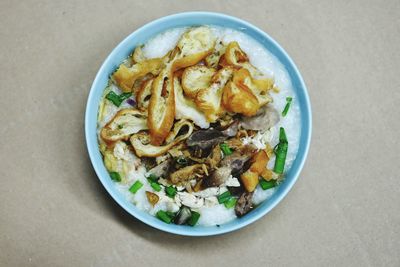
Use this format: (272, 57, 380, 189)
(85, 12, 312, 236)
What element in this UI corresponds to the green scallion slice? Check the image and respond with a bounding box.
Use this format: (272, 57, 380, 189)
(105, 91, 132, 107)
(165, 186, 177, 198)
(109, 171, 121, 182)
(166, 211, 177, 218)
(105, 91, 122, 107)
(129, 180, 143, 194)
(220, 143, 233, 156)
(224, 197, 237, 209)
(147, 174, 158, 182)
(259, 179, 277, 190)
(217, 191, 232, 204)
(119, 92, 132, 101)
(156, 210, 172, 224)
(282, 97, 293, 117)
(187, 211, 201, 226)
(150, 182, 162, 192)
(273, 127, 288, 174)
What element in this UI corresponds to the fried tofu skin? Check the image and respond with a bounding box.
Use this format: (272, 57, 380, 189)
(224, 41, 249, 66)
(221, 41, 265, 78)
(233, 68, 273, 106)
(147, 67, 175, 145)
(181, 66, 216, 98)
(174, 77, 209, 129)
(222, 81, 259, 117)
(136, 78, 153, 111)
(130, 120, 193, 157)
(205, 41, 226, 68)
(100, 109, 148, 143)
(112, 58, 164, 92)
(194, 67, 234, 122)
(132, 45, 146, 63)
(171, 27, 216, 71)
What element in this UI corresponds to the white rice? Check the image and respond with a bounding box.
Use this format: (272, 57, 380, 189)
(103, 26, 301, 226)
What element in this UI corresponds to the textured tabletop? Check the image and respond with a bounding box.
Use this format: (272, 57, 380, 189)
(1, 1, 399, 266)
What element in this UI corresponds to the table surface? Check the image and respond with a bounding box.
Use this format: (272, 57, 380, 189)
(1, 1, 399, 266)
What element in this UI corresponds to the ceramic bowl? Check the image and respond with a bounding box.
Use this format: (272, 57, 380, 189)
(85, 12, 312, 236)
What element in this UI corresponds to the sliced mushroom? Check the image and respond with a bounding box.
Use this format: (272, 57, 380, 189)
(220, 145, 256, 173)
(147, 158, 172, 178)
(221, 120, 239, 137)
(235, 191, 254, 217)
(186, 129, 227, 150)
(240, 105, 280, 131)
(204, 166, 231, 187)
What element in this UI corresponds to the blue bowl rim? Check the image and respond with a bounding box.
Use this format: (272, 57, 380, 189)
(85, 11, 312, 236)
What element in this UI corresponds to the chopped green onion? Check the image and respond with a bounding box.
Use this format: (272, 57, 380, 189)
(220, 143, 233, 156)
(187, 211, 201, 226)
(129, 180, 143, 194)
(105, 91, 132, 107)
(259, 179, 277, 190)
(282, 97, 293, 117)
(273, 127, 288, 174)
(217, 191, 232, 204)
(150, 182, 162, 192)
(165, 186, 177, 198)
(119, 92, 132, 101)
(147, 174, 158, 182)
(105, 91, 121, 106)
(166, 211, 177, 218)
(224, 197, 237, 209)
(176, 156, 188, 166)
(156, 210, 172, 224)
(109, 171, 121, 182)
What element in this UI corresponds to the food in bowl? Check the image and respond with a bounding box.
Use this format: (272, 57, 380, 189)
(97, 26, 300, 226)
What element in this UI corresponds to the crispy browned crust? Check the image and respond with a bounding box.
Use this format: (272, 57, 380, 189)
(147, 68, 175, 145)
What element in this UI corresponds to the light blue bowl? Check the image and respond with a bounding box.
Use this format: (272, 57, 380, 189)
(85, 12, 312, 236)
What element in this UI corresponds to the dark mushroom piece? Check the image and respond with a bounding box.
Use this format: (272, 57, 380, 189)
(203, 144, 256, 187)
(186, 129, 227, 150)
(203, 166, 232, 187)
(220, 144, 257, 173)
(240, 105, 280, 131)
(147, 158, 172, 177)
(235, 191, 254, 217)
(221, 120, 239, 137)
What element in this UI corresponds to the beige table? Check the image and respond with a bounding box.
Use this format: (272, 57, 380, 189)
(1, 1, 399, 266)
